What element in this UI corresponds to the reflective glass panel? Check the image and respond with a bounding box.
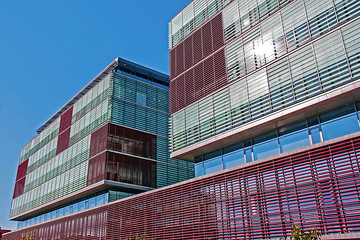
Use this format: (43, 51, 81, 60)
(195, 163, 204, 177)
(309, 126, 322, 144)
(204, 156, 223, 175)
(223, 149, 244, 169)
(72, 203, 79, 213)
(79, 201, 85, 211)
(321, 114, 359, 141)
(279, 130, 310, 153)
(89, 198, 96, 208)
(245, 147, 253, 163)
(253, 139, 279, 160)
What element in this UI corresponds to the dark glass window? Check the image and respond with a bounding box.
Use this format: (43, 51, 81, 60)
(278, 121, 307, 136)
(194, 156, 203, 163)
(107, 124, 157, 159)
(307, 116, 319, 127)
(223, 142, 243, 154)
(203, 150, 221, 160)
(106, 152, 157, 188)
(320, 104, 356, 122)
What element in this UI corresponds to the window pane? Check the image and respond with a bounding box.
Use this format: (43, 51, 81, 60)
(309, 126, 322, 144)
(245, 147, 253, 163)
(204, 156, 223, 175)
(321, 114, 359, 141)
(223, 150, 244, 169)
(89, 197, 96, 208)
(279, 130, 310, 153)
(79, 201, 85, 211)
(253, 139, 279, 160)
(195, 163, 203, 177)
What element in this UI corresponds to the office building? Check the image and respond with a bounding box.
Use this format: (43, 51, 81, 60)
(8, 57, 193, 231)
(0, 228, 11, 240)
(168, 0, 360, 238)
(4, 0, 360, 239)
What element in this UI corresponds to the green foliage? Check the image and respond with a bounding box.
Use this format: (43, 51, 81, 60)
(280, 225, 321, 240)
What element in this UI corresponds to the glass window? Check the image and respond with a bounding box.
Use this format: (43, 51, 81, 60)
(85, 200, 90, 209)
(223, 142, 243, 154)
(309, 126, 322, 144)
(203, 149, 222, 161)
(223, 149, 244, 169)
(278, 121, 307, 136)
(104, 193, 109, 203)
(194, 156, 203, 163)
(79, 201, 85, 211)
(72, 203, 79, 213)
(253, 131, 279, 160)
(253, 139, 279, 160)
(307, 116, 319, 127)
(321, 114, 359, 141)
(320, 105, 356, 122)
(136, 92, 147, 106)
(279, 130, 310, 153)
(245, 147, 253, 163)
(204, 156, 223, 175)
(356, 101, 360, 113)
(64, 206, 70, 216)
(59, 208, 64, 217)
(195, 162, 203, 177)
(96, 194, 105, 206)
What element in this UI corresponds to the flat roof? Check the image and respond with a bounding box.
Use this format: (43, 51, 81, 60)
(36, 57, 169, 133)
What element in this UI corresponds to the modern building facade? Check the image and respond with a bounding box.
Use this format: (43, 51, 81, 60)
(4, 0, 360, 239)
(168, 0, 360, 238)
(0, 228, 11, 240)
(9, 58, 194, 231)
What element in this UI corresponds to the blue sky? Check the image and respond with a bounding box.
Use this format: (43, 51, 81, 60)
(0, 0, 190, 230)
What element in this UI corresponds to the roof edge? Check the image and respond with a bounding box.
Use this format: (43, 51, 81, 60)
(36, 58, 119, 133)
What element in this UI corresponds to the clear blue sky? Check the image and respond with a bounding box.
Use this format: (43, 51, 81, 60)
(0, 0, 190, 230)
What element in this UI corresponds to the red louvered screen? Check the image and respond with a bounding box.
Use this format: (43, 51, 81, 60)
(13, 159, 29, 199)
(56, 128, 71, 155)
(6, 136, 360, 239)
(15, 159, 28, 181)
(59, 106, 73, 133)
(202, 21, 213, 58)
(169, 12, 226, 114)
(89, 124, 109, 158)
(175, 42, 184, 76)
(169, 12, 224, 81)
(184, 36, 193, 70)
(12, 177, 26, 199)
(87, 152, 106, 185)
